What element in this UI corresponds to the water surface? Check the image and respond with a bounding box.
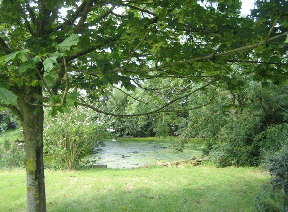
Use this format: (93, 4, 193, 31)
(85, 139, 202, 169)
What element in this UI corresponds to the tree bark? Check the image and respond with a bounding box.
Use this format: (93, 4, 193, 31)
(18, 91, 46, 212)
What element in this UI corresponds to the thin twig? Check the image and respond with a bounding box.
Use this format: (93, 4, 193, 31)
(265, 16, 280, 43)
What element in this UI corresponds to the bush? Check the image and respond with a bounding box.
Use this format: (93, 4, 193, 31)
(44, 107, 110, 170)
(256, 142, 288, 211)
(0, 136, 25, 168)
(256, 124, 288, 159)
(255, 184, 283, 212)
(203, 111, 262, 167)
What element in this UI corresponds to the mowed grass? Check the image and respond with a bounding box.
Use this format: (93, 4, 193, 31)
(0, 165, 269, 212)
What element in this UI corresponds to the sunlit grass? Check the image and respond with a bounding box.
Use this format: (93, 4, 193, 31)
(0, 166, 269, 212)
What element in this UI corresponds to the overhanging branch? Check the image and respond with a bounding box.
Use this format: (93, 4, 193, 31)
(80, 81, 213, 117)
(66, 37, 117, 61)
(118, 3, 156, 16)
(70, 32, 288, 80)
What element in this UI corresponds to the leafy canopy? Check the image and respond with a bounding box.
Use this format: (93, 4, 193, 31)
(0, 0, 287, 116)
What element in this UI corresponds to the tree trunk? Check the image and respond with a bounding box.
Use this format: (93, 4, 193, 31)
(18, 95, 46, 212)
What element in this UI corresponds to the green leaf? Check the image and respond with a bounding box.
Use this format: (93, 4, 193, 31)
(49, 107, 58, 117)
(43, 57, 58, 71)
(19, 62, 35, 73)
(66, 91, 80, 107)
(5, 49, 29, 63)
(16, 78, 24, 86)
(32, 56, 41, 64)
(58, 34, 79, 51)
(0, 87, 17, 106)
(0, 56, 5, 65)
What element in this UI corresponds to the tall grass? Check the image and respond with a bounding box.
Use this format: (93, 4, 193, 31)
(0, 166, 269, 212)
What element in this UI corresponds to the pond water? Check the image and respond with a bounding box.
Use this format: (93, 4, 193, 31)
(85, 139, 202, 169)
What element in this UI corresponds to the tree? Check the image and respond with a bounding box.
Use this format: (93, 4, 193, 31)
(0, 0, 287, 211)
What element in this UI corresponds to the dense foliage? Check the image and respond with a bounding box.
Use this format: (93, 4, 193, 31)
(256, 142, 288, 212)
(0, 0, 287, 211)
(44, 107, 109, 169)
(0, 130, 25, 169)
(101, 78, 288, 167)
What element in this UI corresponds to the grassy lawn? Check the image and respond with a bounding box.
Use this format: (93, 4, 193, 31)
(0, 165, 269, 212)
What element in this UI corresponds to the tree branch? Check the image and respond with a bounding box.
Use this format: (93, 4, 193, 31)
(13, 1, 34, 35)
(57, 0, 93, 31)
(24, 0, 36, 27)
(74, 0, 94, 33)
(124, 31, 288, 74)
(71, 31, 288, 81)
(79, 5, 116, 33)
(118, 3, 156, 16)
(112, 85, 148, 104)
(225, 59, 288, 66)
(66, 37, 117, 61)
(80, 81, 213, 117)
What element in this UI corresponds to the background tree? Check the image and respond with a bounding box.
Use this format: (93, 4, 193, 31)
(0, 0, 287, 211)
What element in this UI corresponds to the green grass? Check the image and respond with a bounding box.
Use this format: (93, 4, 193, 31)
(0, 166, 269, 212)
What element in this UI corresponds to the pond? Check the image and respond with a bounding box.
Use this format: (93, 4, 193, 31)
(85, 139, 203, 169)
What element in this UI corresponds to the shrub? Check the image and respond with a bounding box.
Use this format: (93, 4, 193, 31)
(0, 137, 25, 168)
(44, 107, 110, 170)
(266, 144, 288, 210)
(255, 143, 288, 212)
(204, 110, 262, 167)
(255, 184, 283, 212)
(256, 124, 288, 159)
